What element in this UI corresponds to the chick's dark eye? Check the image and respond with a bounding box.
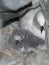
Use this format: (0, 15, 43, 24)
(21, 35, 23, 38)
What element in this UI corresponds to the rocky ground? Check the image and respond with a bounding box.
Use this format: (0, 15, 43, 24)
(0, 23, 49, 65)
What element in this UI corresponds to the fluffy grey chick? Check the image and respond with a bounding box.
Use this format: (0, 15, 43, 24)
(9, 28, 45, 52)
